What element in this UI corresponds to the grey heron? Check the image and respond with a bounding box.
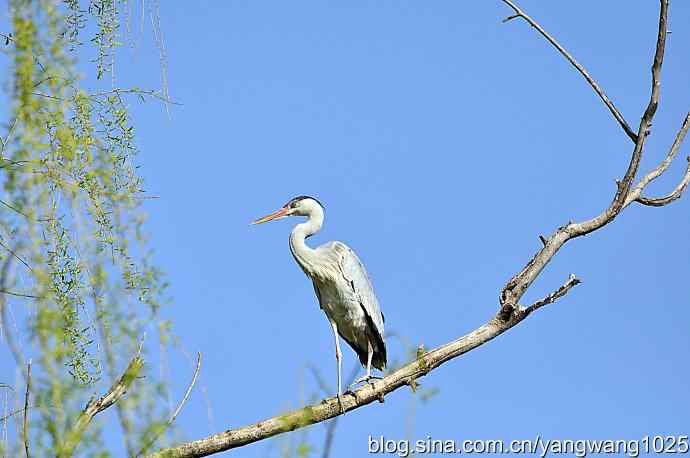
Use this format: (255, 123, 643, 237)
(253, 196, 386, 411)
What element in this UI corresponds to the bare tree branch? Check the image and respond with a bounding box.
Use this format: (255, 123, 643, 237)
(499, 0, 638, 143)
(23, 360, 31, 458)
(0, 238, 33, 273)
(0, 254, 26, 368)
(148, 307, 562, 458)
(635, 157, 690, 206)
(136, 352, 202, 456)
(500, 0, 668, 313)
(0, 289, 41, 299)
(630, 113, 690, 207)
(59, 342, 145, 458)
(523, 274, 581, 315)
(633, 114, 689, 192)
(0, 118, 18, 157)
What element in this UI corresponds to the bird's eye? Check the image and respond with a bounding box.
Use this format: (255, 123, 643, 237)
(290, 201, 298, 208)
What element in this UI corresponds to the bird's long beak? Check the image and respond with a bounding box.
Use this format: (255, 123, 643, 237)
(252, 206, 290, 225)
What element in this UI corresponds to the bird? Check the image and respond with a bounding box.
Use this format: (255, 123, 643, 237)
(252, 195, 386, 411)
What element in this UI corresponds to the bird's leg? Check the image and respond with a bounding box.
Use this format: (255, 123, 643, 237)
(349, 340, 382, 390)
(330, 320, 345, 413)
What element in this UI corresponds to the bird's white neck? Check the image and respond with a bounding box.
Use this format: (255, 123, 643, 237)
(289, 205, 324, 277)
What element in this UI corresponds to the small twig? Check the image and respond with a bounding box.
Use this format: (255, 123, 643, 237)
(0, 238, 33, 273)
(2, 31, 47, 73)
(629, 113, 690, 207)
(30, 91, 63, 101)
(0, 403, 44, 422)
(168, 353, 202, 426)
(635, 113, 690, 189)
(150, 0, 172, 118)
(0, 198, 30, 219)
(0, 159, 39, 170)
(0, 118, 18, 157)
(88, 88, 181, 105)
(177, 344, 215, 434)
(499, 0, 637, 143)
(538, 235, 547, 246)
(0, 254, 26, 368)
(2, 387, 6, 455)
(23, 360, 31, 458)
(0, 289, 42, 299)
(636, 157, 690, 206)
(136, 352, 202, 456)
(523, 274, 581, 315)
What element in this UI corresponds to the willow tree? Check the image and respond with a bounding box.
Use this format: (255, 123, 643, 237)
(1, 1, 175, 456)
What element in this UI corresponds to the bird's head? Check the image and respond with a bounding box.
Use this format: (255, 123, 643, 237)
(252, 195, 324, 225)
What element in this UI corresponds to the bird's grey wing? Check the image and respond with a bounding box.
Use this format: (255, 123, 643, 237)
(331, 242, 385, 356)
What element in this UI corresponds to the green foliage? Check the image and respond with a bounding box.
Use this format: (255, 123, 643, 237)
(90, 0, 120, 79)
(295, 442, 314, 457)
(1, 0, 172, 455)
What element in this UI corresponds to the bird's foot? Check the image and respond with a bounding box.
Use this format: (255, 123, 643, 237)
(347, 375, 382, 392)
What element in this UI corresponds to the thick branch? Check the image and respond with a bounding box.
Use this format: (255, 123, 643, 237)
(148, 299, 574, 458)
(500, 0, 638, 142)
(59, 344, 144, 458)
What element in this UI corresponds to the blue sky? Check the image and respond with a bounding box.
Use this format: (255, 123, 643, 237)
(3, 1, 690, 456)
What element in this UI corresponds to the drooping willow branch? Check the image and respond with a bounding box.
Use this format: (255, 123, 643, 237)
(148, 1, 686, 456)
